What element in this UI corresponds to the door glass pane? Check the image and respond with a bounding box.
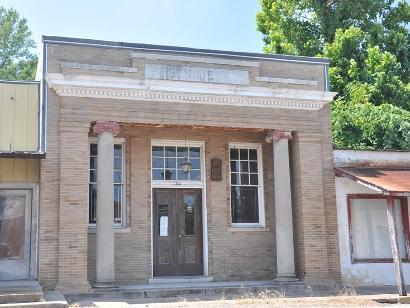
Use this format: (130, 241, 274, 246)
(184, 193, 195, 235)
(0, 195, 26, 260)
(158, 197, 169, 237)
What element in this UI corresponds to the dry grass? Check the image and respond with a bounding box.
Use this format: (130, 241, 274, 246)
(235, 289, 286, 305)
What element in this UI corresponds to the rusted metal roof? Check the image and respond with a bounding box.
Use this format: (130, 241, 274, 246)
(335, 167, 410, 196)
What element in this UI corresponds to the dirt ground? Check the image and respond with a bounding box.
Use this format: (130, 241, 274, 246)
(69, 293, 409, 308)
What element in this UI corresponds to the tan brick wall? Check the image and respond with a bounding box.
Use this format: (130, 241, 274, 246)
(39, 42, 340, 290)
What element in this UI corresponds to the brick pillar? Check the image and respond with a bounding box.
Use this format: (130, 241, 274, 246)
(93, 121, 120, 287)
(271, 130, 297, 281)
(292, 131, 333, 286)
(55, 121, 91, 293)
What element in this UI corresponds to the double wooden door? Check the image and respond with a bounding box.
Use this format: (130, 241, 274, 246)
(153, 188, 203, 277)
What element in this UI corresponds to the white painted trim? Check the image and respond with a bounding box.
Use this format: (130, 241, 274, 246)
(150, 139, 209, 277)
(88, 137, 127, 228)
(46, 73, 336, 110)
(61, 62, 138, 73)
(228, 142, 266, 227)
(255, 76, 318, 86)
(131, 52, 260, 67)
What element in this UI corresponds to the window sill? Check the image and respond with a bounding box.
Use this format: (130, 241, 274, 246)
(228, 226, 271, 232)
(87, 226, 130, 234)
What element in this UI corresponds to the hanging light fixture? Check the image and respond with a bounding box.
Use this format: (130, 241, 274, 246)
(180, 127, 192, 174)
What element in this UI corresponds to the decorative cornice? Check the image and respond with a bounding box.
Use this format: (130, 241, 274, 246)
(46, 73, 337, 111)
(93, 121, 121, 136)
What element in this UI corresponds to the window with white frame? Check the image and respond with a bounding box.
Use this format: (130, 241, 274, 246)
(349, 195, 409, 262)
(89, 141, 125, 226)
(229, 143, 265, 225)
(151, 145, 202, 182)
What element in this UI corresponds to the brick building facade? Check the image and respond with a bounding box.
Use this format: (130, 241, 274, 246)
(37, 36, 340, 293)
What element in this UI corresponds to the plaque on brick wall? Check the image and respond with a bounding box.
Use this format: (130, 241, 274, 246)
(211, 158, 222, 181)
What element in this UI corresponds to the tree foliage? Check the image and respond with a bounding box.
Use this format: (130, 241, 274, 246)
(332, 100, 410, 150)
(257, 0, 410, 150)
(0, 7, 37, 80)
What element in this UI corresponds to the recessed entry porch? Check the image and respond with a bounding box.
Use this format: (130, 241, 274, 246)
(86, 122, 297, 286)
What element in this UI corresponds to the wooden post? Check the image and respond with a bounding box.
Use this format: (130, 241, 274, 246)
(386, 195, 407, 296)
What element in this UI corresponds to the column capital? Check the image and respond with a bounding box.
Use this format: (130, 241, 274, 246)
(93, 121, 121, 136)
(269, 129, 293, 142)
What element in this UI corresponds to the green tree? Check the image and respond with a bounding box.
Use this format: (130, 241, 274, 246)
(0, 7, 37, 80)
(257, 0, 410, 150)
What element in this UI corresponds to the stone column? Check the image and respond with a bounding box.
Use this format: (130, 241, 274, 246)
(272, 130, 297, 281)
(93, 121, 121, 287)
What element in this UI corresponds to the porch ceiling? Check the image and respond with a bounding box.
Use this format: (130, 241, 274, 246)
(335, 167, 410, 196)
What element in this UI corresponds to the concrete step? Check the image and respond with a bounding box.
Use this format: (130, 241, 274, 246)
(0, 281, 43, 304)
(69, 280, 309, 302)
(149, 276, 214, 284)
(0, 291, 68, 308)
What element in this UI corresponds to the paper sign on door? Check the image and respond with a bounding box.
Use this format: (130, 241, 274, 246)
(160, 216, 168, 236)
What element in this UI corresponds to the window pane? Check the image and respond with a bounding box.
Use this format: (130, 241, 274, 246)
(249, 161, 258, 173)
(90, 157, 97, 169)
(230, 148, 239, 160)
(152, 169, 164, 180)
(90, 143, 97, 156)
(177, 169, 189, 180)
(152, 146, 164, 157)
(190, 170, 201, 181)
(0, 193, 27, 260)
(152, 157, 163, 169)
(190, 158, 200, 169)
(250, 174, 258, 185)
(231, 173, 239, 185)
(249, 149, 257, 160)
(189, 147, 200, 158)
(164, 169, 176, 180)
(241, 173, 249, 185)
(89, 184, 97, 223)
(184, 193, 195, 236)
(114, 170, 122, 183)
(231, 187, 259, 223)
(114, 184, 122, 224)
(230, 161, 239, 172)
(351, 198, 406, 259)
(240, 149, 248, 160)
(165, 158, 176, 169)
(177, 147, 188, 157)
(165, 146, 176, 157)
(90, 170, 97, 183)
(240, 161, 249, 172)
(114, 157, 122, 170)
(114, 144, 122, 157)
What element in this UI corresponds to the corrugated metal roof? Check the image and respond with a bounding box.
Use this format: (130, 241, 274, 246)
(335, 167, 410, 196)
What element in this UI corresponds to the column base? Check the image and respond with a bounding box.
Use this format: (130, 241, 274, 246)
(93, 281, 118, 289)
(275, 275, 299, 282)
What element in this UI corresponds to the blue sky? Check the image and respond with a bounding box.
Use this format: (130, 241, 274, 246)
(2, 0, 264, 54)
